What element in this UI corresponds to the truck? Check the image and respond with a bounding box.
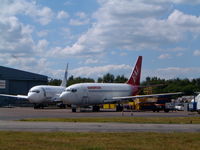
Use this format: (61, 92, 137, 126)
(195, 94, 200, 114)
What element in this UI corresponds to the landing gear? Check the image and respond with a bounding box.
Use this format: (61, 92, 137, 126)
(71, 105, 77, 112)
(116, 104, 123, 112)
(34, 104, 44, 109)
(164, 109, 169, 113)
(57, 103, 66, 109)
(197, 110, 200, 114)
(92, 105, 100, 112)
(72, 108, 76, 112)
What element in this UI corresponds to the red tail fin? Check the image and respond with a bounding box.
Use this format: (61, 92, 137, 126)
(127, 56, 142, 86)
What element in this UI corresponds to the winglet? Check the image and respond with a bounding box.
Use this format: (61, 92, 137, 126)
(126, 56, 142, 86)
(60, 63, 68, 87)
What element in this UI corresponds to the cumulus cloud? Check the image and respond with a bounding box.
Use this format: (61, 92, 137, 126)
(143, 67, 200, 79)
(36, 39, 49, 53)
(53, 0, 200, 57)
(57, 10, 69, 19)
(157, 67, 200, 79)
(193, 50, 200, 56)
(37, 30, 49, 37)
(70, 64, 131, 78)
(84, 58, 99, 64)
(0, 0, 54, 25)
(158, 54, 171, 59)
(0, 16, 34, 54)
(69, 12, 90, 26)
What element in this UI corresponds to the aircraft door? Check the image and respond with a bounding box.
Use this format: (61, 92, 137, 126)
(82, 88, 89, 105)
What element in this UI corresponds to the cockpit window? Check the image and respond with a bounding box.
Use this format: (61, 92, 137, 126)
(71, 89, 77, 93)
(65, 88, 77, 93)
(30, 90, 40, 93)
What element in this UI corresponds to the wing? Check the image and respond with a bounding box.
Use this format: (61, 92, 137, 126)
(113, 92, 182, 100)
(104, 92, 182, 103)
(0, 94, 28, 99)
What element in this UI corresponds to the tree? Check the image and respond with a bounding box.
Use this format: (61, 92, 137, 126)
(115, 75, 128, 83)
(102, 73, 115, 83)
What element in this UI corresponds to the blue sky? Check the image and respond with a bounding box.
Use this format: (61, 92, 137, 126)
(0, 0, 199, 81)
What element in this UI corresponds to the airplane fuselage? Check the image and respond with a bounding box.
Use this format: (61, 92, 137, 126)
(28, 85, 65, 104)
(60, 83, 139, 106)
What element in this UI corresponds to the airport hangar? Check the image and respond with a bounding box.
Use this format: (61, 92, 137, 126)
(0, 66, 48, 106)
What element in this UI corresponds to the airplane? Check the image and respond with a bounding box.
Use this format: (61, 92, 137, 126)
(0, 64, 68, 109)
(60, 56, 182, 112)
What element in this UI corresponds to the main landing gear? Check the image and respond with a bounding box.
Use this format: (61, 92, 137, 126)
(33, 104, 44, 109)
(116, 104, 123, 112)
(92, 105, 100, 112)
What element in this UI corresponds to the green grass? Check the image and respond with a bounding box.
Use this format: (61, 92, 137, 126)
(20, 117, 200, 124)
(0, 131, 199, 150)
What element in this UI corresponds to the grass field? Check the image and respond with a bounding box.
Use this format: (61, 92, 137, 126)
(20, 116, 200, 124)
(0, 131, 200, 150)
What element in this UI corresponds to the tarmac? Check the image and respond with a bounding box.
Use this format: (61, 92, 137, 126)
(0, 107, 199, 132)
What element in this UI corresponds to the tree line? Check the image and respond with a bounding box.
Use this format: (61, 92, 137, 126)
(48, 73, 200, 95)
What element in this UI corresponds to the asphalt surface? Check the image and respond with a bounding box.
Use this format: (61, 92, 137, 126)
(0, 121, 200, 132)
(0, 107, 198, 120)
(0, 107, 199, 132)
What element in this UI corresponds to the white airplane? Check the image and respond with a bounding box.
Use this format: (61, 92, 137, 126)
(60, 56, 182, 112)
(0, 64, 68, 109)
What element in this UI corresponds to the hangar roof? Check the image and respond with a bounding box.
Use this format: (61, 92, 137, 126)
(0, 66, 48, 81)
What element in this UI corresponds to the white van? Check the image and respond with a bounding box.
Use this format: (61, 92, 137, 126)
(195, 94, 200, 114)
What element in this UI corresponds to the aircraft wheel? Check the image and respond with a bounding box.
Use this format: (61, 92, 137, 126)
(72, 108, 76, 112)
(92, 106, 100, 112)
(164, 109, 169, 113)
(197, 110, 200, 114)
(59, 104, 66, 109)
(116, 105, 123, 112)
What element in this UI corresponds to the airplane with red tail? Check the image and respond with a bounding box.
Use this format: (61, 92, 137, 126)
(60, 56, 182, 112)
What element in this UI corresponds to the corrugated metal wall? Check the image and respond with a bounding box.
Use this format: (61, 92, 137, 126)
(0, 66, 48, 106)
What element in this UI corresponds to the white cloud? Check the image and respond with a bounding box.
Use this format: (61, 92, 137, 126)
(37, 30, 49, 37)
(0, 16, 34, 54)
(158, 54, 171, 59)
(176, 52, 183, 57)
(70, 64, 131, 78)
(157, 67, 200, 79)
(193, 50, 200, 56)
(69, 12, 90, 26)
(56, 0, 200, 57)
(36, 39, 49, 53)
(84, 58, 99, 64)
(57, 10, 69, 19)
(143, 67, 200, 79)
(69, 19, 90, 26)
(36, 7, 53, 25)
(0, 0, 54, 25)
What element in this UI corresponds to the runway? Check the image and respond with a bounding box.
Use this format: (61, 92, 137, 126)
(0, 121, 200, 132)
(0, 107, 199, 132)
(0, 107, 198, 121)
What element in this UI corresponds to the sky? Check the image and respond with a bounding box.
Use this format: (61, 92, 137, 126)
(0, 0, 200, 81)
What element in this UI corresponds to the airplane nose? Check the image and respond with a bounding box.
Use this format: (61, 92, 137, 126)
(60, 92, 70, 104)
(28, 93, 37, 103)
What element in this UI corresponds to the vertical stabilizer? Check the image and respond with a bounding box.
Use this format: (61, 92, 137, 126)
(127, 56, 142, 86)
(60, 63, 68, 87)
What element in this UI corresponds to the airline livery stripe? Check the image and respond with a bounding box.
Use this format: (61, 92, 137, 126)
(88, 90, 130, 93)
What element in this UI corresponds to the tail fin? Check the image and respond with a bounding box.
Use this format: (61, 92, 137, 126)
(60, 63, 68, 87)
(127, 56, 142, 86)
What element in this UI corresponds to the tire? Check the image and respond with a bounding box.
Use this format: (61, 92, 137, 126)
(72, 108, 76, 112)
